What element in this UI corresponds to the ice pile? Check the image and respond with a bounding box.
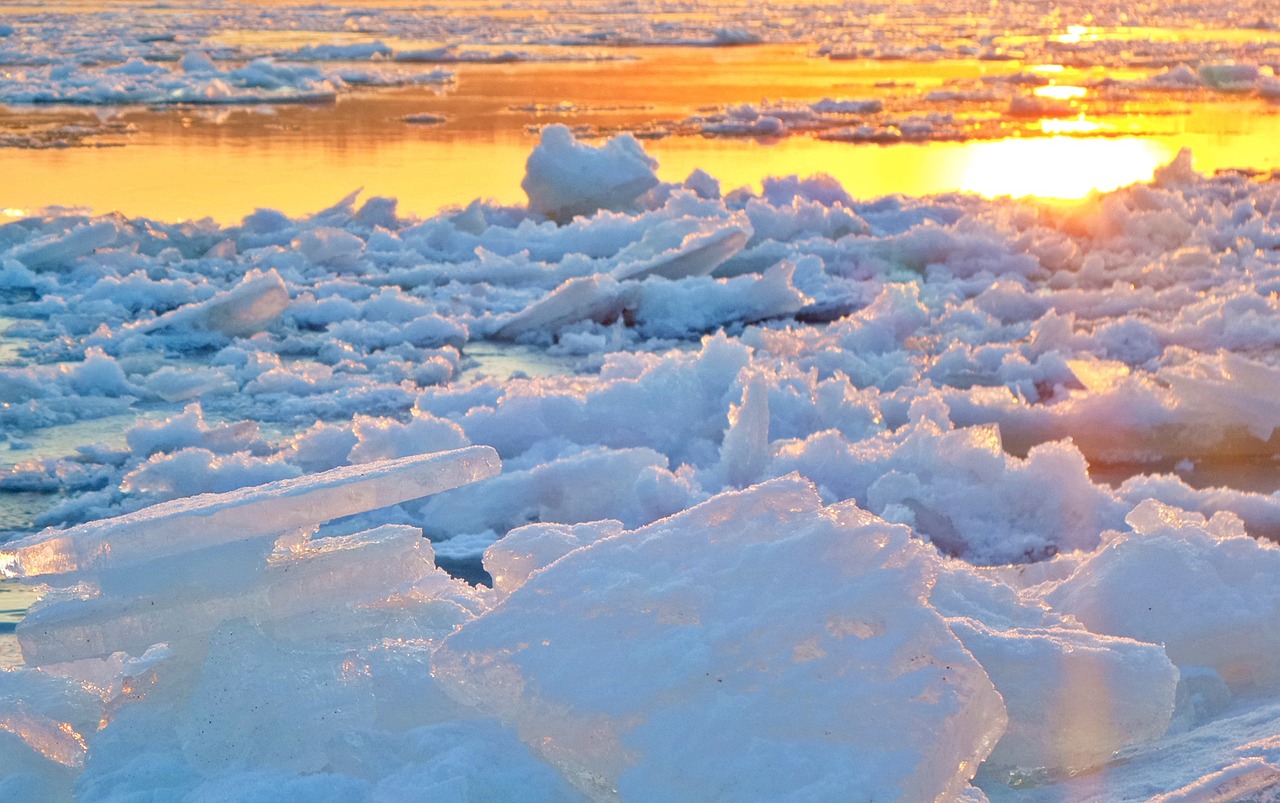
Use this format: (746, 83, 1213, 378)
(6, 122, 1280, 799)
(1, 448, 508, 796)
(5, 458, 1229, 800)
(11, 450, 1279, 799)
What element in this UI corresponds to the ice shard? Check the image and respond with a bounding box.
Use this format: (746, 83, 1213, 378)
(1, 446, 501, 582)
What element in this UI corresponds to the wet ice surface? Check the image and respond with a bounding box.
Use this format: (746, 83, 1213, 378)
(6, 1, 1280, 802)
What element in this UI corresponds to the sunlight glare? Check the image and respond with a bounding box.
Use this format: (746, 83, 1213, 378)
(1038, 117, 1108, 135)
(1054, 24, 1095, 44)
(959, 137, 1174, 200)
(1033, 85, 1087, 100)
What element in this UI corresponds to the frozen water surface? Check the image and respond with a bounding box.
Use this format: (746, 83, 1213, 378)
(5, 0, 1280, 801)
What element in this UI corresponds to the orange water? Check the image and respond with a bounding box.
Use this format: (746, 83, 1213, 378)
(2, 45, 1278, 222)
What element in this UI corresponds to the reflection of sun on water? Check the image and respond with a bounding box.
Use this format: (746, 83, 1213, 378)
(959, 137, 1174, 200)
(1038, 118, 1108, 135)
(1054, 24, 1096, 45)
(1033, 85, 1087, 101)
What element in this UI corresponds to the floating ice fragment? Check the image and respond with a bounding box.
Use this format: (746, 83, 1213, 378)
(1198, 63, 1261, 91)
(631, 260, 809, 338)
(710, 27, 761, 46)
(811, 97, 884, 115)
(179, 51, 218, 74)
(483, 520, 623, 601)
(1065, 357, 1131, 393)
(1148, 64, 1203, 88)
(177, 618, 376, 773)
(65, 347, 139, 398)
(1165, 352, 1280, 441)
(1152, 147, 1201, 188)
(289, 41, 392, 61)
(718, 369, 770, 488)
(402, 112, 447, 125)
(17, 522, 486, 667)
(0, 667, 99, 797)
(949, 618, 1176, 773)
(293, 226, 365, 269)
(417, 445, 679, 537)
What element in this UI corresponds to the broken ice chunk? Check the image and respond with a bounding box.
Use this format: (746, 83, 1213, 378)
(9, 220, 120, 271)
(717, 369, 770, 488)
(0, 666, 100, 790)
(176, 618, 375, 774)
(292, 226, 366, 269)
(949, 618, 1176, 773)
(17, 525, 442, 666)
(483, 520, 624, 601)
(491, 275, 634, 341)
(631, 260, 808, 339)
(1198, 63, 1261, 91)
(434, 477, 1006, 801)
(1047, 499, 1280, 692)
(522, 124, 658, 222)
(609, 216, 751, 281)
(139, 269, 289, 339)
(1164, 352, 1280, 442)
(1, 446, 501, 581)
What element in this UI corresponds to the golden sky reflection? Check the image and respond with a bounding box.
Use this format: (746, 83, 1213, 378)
(0, 124, 1246, 222)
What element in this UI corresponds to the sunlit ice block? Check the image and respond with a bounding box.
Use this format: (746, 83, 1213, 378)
(1048, 500, 1280, 694)
(0, 685, 90, 799)
(951, 618, 1177, 774)
(16, 524, 440, 667)
(435, 476, 1007, 801)
(1, 446, 501, 583)
(0, 668, 101, 780)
